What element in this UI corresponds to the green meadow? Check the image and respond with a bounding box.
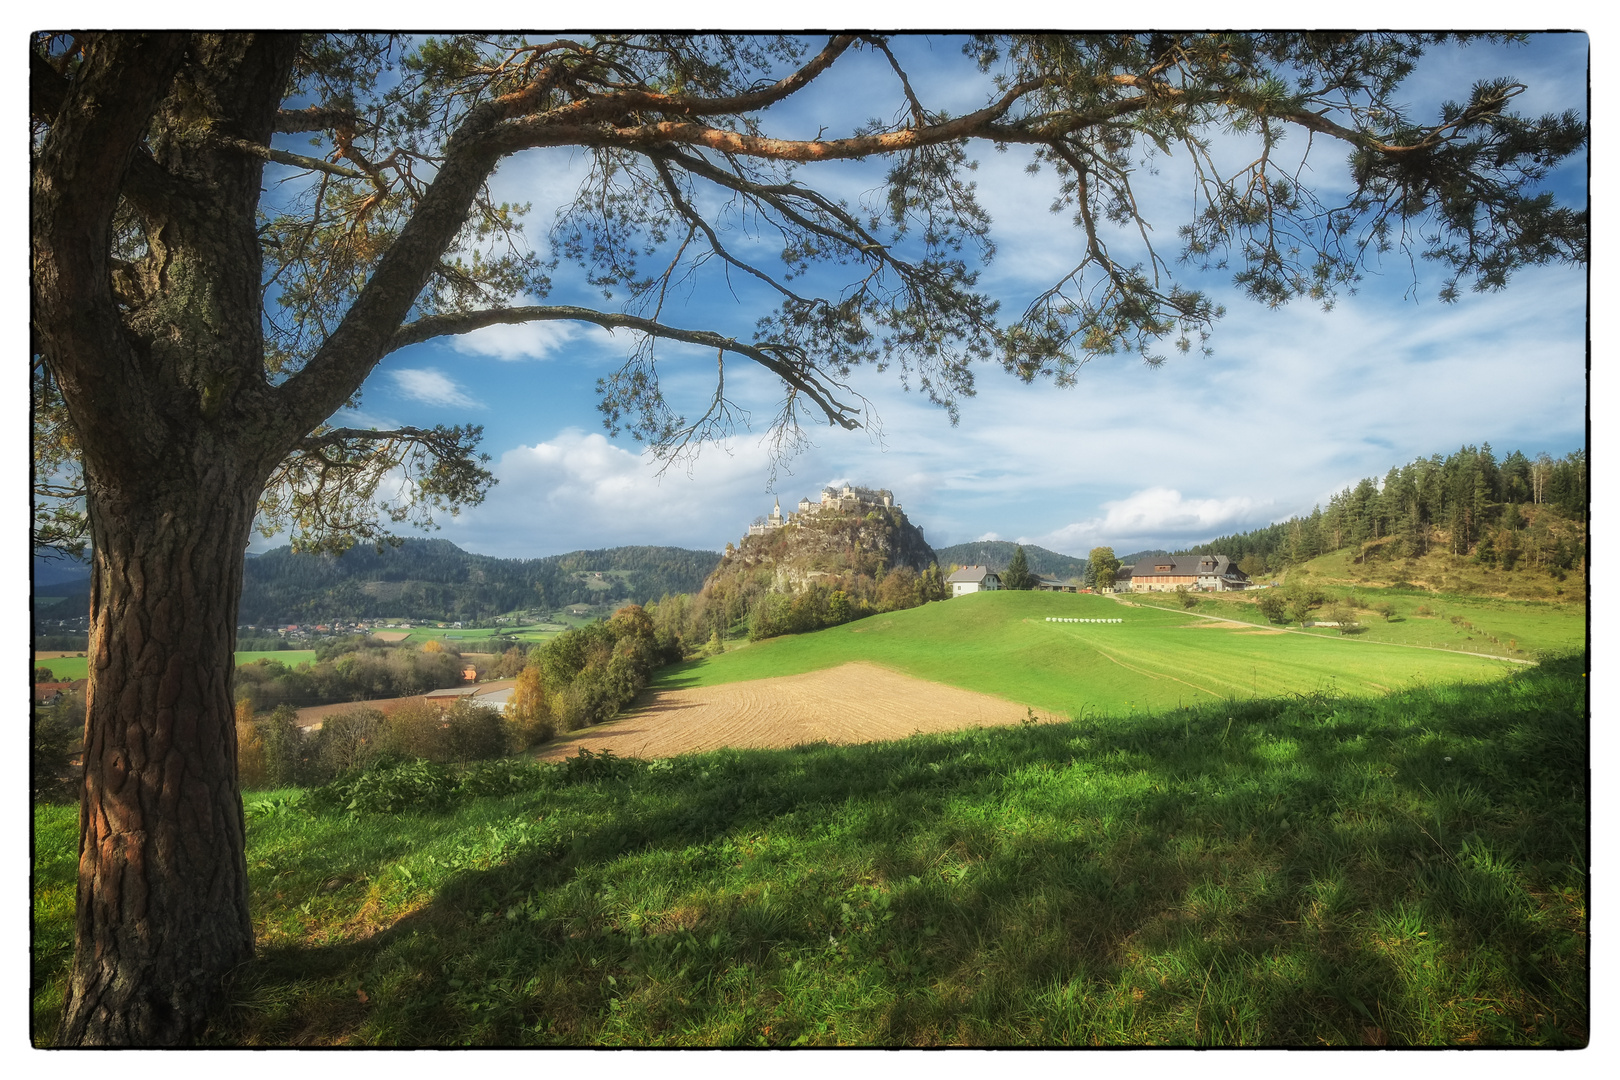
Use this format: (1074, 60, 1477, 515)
(31, 653, 1588, 1045)
(1128, 588, 1584, 660)
(395, 617, 587, 647)
(655, 592, 1521, 715)
(35, 650, 319, 682)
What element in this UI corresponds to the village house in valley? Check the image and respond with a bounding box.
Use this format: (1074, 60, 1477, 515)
(1117, 554, 1251, 593)
(946, 565, 1001, 597)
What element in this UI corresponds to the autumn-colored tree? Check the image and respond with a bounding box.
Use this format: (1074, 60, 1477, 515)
(31, 32, 1585, 1043)
(508, 660, 552, 749)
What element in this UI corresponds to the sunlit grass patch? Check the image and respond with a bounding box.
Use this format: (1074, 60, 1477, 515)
(33, 653, 1587, 1046)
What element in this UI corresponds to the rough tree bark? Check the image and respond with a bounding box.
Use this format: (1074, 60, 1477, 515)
(36, 33, 304, 1045)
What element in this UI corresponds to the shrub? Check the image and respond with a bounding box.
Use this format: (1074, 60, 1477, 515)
(443, 699, 507, 763)
(1415, 604, 1435, 617)
(312, 758, 458, 814)
(307, 707, 387, 778)
(254, 705, 306, 787)
(383, 699, 454, 762)
(1255, 591, 1289, 624)
(35, 666, 55, 683)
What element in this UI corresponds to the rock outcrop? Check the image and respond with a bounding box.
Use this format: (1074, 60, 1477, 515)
(706, 489, 936, 595)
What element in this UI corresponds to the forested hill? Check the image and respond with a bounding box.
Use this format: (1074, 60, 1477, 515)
(237, 539, 720, 625)
(933, 542, 1087, 580)
(1171, 444, 1587, 577)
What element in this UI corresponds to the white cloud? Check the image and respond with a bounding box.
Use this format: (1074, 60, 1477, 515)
(1038, 487, 1272, 553)
(448, 320, 602, 362)
(389, 368, 484, 410)
(446, 429, 784, 557)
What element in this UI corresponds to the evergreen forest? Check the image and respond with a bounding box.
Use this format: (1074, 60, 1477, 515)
(1175, 446, 1586, 579)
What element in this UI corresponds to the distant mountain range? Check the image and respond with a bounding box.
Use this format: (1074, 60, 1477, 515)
(235, 539, 721, 624)
(32, 551, 91, 591)
(31, 536, 1188, 634)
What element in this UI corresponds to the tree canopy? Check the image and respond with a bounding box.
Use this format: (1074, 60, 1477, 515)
(33, 32, 1587, 558)
(29, 32, 1586, 1045)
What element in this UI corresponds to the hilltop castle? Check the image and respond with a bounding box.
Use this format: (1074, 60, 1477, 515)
(746, 484, 912, 538)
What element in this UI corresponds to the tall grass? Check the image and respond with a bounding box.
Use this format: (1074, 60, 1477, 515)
(33, 655, 1586, 1046)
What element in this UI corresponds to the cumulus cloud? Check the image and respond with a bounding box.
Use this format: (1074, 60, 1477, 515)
(445, 429, 783, 557)
(1037, 487, 1271, 553)
(389, 368, 483, 409)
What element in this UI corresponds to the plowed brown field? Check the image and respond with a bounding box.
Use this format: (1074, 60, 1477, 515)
(536, 661, 1058, 761)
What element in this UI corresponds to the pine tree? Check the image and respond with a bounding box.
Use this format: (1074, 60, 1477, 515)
(1003, 546, 1033, 590)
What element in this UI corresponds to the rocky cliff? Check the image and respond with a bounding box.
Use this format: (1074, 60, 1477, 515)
(706, 502, 937, 595)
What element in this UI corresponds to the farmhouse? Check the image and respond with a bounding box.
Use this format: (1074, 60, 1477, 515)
(946, 565, 1001, 597)
(1118, 554, 1250, 592)
(1035, 575, 1078, 593)
(34, 681, 75, 706)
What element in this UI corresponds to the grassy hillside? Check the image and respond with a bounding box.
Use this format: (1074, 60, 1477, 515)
(1287, 546, 1585, 604)
(1124, 582, 1583, 662)
(32, 655, 1587, 1045)
(655, 591, 1521, 715)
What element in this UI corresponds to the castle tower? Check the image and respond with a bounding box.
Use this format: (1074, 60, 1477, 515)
(770, 497, 783, 526)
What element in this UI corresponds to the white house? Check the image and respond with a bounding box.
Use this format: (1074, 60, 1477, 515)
(945, 565, 1002, 597)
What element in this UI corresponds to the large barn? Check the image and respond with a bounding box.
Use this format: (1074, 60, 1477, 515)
(1117, 554, 1250, 593)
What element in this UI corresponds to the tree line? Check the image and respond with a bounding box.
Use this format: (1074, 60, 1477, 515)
(1177, 445, 1586, 575)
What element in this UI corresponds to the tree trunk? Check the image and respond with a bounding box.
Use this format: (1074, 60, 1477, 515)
(55, 463, 261, 1045)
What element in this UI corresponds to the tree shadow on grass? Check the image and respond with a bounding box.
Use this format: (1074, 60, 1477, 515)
(213, 655, 1588, 1046)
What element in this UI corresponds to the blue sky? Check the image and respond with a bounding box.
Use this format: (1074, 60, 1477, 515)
(263, 32, 1589, 561)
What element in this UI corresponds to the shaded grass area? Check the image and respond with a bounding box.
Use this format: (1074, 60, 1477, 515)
(653, 591, 1518, 715)
(32, 656, 1587, 1046)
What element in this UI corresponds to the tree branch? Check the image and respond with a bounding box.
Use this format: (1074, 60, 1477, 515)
(484, 74, 1056, 160)
(31, 32, 191, 468)
(274, 105, 364, 133)
(495, 34, 858, 126)
(219, 136, 371, 179)
(389, 305, 862, 430)
(29, 48, 68, 123)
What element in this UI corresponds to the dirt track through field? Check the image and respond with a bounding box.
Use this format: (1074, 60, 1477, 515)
(536, 662, 1057, 761)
